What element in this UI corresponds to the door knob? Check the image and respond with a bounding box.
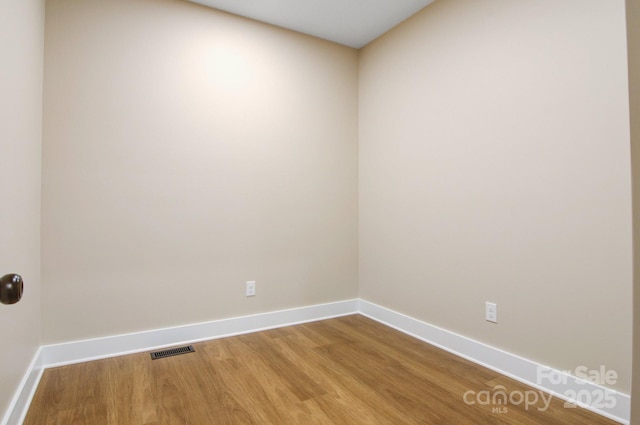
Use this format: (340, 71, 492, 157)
(0, 274, 24, 305)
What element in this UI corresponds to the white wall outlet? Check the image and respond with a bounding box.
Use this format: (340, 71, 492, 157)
(246, 281, 256, 297)
(485, 302, 497, 323)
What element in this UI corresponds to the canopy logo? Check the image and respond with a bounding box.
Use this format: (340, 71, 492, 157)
(462, 366, 619, 414)
(462, 386, 552, 413)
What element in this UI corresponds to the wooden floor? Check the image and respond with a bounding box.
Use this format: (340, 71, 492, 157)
(24, 315, 618, 425)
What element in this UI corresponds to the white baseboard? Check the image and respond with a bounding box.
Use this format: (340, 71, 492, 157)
(3, 298, 630, 425)
(358, 299, 630, 424)
(0, 349, 44, 425)
(41, 299, 359, 367)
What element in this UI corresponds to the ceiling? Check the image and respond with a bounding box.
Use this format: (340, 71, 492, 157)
(187, 0, 435, 49)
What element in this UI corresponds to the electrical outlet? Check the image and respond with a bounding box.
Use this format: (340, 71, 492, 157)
(485, 302, 497, 323)
(246, 281, 256, 297)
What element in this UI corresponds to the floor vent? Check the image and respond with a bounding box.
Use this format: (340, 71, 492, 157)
(150, 345, 195, 360)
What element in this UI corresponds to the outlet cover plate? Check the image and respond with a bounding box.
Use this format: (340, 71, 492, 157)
(246, 281, 256, 297)
(486, 302, 497, 323)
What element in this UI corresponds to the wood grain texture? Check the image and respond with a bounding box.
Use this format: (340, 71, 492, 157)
(24, 315, 619, 424)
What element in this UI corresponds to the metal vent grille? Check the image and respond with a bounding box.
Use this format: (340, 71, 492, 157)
(150, 345, 195, 360)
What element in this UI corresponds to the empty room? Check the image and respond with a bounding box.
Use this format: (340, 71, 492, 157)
(2, 0, 640, 423)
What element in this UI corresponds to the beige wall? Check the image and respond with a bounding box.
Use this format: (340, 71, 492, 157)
(628, 0, 640, 419)
(0, 0, 44, 418)
(359, 0, 633, 393)
(41, 0, 359, 343)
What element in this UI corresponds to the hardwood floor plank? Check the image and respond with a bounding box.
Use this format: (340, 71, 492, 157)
(236, 332, 328, 401)
(24, 315, 620, 425)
